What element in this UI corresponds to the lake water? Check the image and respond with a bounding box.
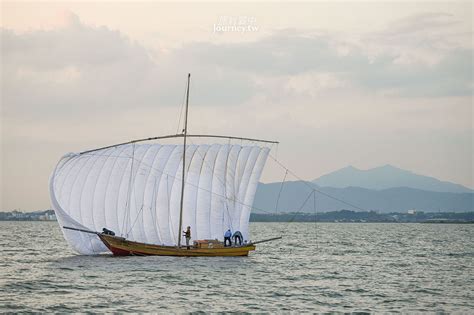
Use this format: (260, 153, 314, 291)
(0, 221, 472, 312)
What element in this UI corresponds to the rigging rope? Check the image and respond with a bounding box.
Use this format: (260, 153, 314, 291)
(290, 190, 315, 222)
(128, 205, 145, 236)
(268, 152, 367, 212)
(274, 169, 288, 215)
(150, 176, 160, 243)
(121, 143, 135, 237)
(313, 189, 317, 249)
(277, 189, 317, 259)
(166, 174, 175, 244)
(175, 83, 188, 134)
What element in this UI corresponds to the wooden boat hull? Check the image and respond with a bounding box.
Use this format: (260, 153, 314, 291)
(98, 234, 256, 257)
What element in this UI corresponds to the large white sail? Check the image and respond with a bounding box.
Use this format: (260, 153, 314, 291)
(49, 143, 269, 255)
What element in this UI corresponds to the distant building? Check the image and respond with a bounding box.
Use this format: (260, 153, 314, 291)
(45, 213, 57, 221)
(11, 210, 25, 218)
(38, 211, 57, 221)
(407, 209, 417, 215)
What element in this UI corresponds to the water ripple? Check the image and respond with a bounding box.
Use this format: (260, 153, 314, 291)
(0, 222, 472, 312)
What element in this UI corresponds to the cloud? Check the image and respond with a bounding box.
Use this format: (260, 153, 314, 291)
(1, 13, 262, 122)
(178, 22, 472, 97)
(3, 11, 472, 125)
(2, 11, 472, 164)
(357, 13, 473, 97)
(1, 17, 158, 119)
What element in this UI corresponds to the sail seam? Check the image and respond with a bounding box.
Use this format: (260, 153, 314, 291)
(134, 144, 162, 243)
(142, 144, 163, 242)
(100, 145, 129, 236)
(88, 147, 119, 233)
(72, 154, 101, 229)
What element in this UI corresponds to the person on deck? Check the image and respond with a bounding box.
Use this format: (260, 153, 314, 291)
(183, 226, 191, 249)
(232, 231, 243, 246)
(224, 229, 232, 247)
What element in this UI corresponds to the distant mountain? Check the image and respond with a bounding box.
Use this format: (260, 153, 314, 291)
(312, 165, 472, 193)
(254, 181, 474, 214)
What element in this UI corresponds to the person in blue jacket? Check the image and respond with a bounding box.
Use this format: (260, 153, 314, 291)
(232, 231, 243, 246)
(224, 229, 232, 247)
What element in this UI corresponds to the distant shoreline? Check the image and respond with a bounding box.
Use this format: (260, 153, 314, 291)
(249, 210, 474, 224)
(1, 209, 472, 224)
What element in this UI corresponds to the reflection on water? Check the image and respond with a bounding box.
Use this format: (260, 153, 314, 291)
(0, 221, 473, 312)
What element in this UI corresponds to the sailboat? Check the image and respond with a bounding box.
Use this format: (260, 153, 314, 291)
(50, 74, 281, 256)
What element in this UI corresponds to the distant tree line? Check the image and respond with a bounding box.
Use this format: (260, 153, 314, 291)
(250, 210, 474, 223)
(2, 209, 473, 223)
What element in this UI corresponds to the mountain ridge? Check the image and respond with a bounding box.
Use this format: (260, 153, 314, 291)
(311, 164, 472, 193)
(254, 180, 474, 214)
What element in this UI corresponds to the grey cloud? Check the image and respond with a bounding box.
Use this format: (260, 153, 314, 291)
(380, 12, 469, 45)
(180, 32, 363, 76)
(177, 28, 472, 97)
(352, 48, 473, 97)
(1, 16, 257, 121)
(2, 12, 472, 125)
(2, 22, 158, 119)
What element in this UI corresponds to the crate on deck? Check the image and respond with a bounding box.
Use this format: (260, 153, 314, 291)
(193, 239, 224, 249)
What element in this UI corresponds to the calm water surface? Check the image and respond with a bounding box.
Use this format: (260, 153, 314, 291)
(0, 222, 472, 312)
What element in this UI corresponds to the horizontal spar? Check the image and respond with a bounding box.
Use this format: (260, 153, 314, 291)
(80, 134, 279, 154)
(63, 226, 99, 235)
(187, 134, 279, 144)
(249, 236, 283, 245)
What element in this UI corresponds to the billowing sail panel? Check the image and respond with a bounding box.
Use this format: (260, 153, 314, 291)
(49, 144, 270, 255)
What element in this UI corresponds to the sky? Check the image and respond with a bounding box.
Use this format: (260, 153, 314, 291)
(1, 1, 473, 211)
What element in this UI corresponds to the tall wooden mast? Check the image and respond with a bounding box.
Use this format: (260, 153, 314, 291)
(177, 73, 190, 248)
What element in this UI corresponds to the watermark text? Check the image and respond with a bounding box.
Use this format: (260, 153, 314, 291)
(213, 15, 259, 33)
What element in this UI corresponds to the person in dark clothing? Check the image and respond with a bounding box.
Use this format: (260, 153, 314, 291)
(232, 231, 243, 246)
(183, 226, 191, 249)
(224, 229, 232, 247)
